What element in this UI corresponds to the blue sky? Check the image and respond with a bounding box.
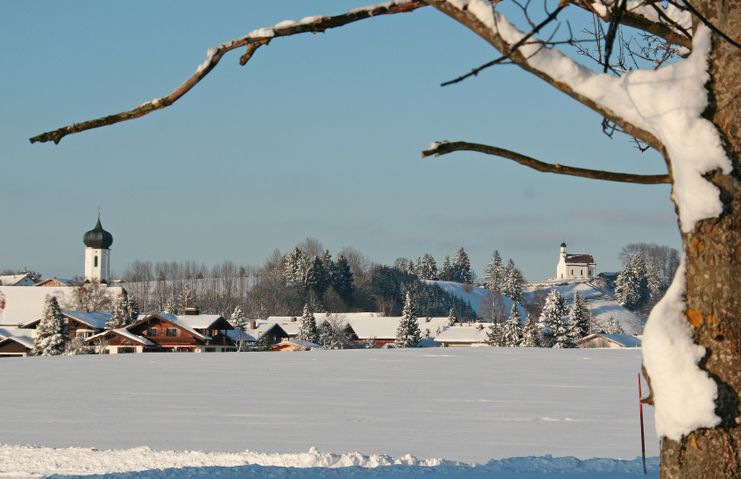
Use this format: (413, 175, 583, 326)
(0, 1, 680, 280)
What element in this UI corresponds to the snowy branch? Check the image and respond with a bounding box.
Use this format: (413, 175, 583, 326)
(427, 0, 664, 151)
(29, 0, 428, 144)
(421, 141, 671, 184)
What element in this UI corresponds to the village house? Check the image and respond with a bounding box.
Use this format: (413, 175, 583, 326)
(0, 273, 37, 287)
(0, 327, 34, 357)
(576, 333, 642, 349)
(434, 323, 492, 347)
(271, 338, 321, 352)
(555, 242, 597, 280)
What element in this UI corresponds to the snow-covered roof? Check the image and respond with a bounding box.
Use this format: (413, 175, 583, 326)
(62, 310, 111, 330)
(0, 285, 124, 327)
(35, 278, 79, 287)
(86, 328, 155, 346)
(245, 321, 287, 339)
(577, 333, 642, 348)
(226, 329, 257, 343)
(274, 339, 321, 350)
(434, 323, 491, 344)
(174, 314, 227, 330)
(0, 326, 35, 349)
(265, 313, 384, 337)
(131, 313, 210, 341)
(0, 273, 35, 286)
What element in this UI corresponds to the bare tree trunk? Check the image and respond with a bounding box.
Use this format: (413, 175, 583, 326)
(660, 2, 741, 476)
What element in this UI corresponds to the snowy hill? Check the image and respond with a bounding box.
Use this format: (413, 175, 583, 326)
(428, 280, 644, 335)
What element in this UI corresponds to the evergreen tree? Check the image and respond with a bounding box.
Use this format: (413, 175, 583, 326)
(538, 289, 568, 347)
(520, 314, 540, 347)
(395, 292, 421, 348)
(125, 296, 140, 326)
(486, 322, 505, 347)
(321, 250, 334, 286)
(552, 316, 575, 348)
(615, 254, 648, 310)
(284, 247, 307, 286)
(503, 304, 522, 347)
(447, 307, 457, 326)
(501, 259, 525, 303)
(452, 247, 473, 283)
(230, 306, 248, 351)
(439, 256, 452, 281)
(484, 251, 504, 291)
(33, 295, 68, 356)
(604, 317, 625, 335)
(305, 256, 327, 296)
(318, 316, 349, 349)
(645, 257, 663, 301)
(332, 255, 354, 302)
(417, 253, 438, 280)
(108, 291, 129, 329)
(297, 303, 320, 344)
(568, 292, 591, 341)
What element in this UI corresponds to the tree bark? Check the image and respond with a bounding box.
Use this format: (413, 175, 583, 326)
(659, 1, 741, 477)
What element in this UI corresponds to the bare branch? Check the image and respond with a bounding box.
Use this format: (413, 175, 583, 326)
(573, 0, 692, 48)
(29, 0, 428, 144)
(421, 141, 670, 184)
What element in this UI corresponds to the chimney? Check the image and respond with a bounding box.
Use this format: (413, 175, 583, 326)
(183, 305, 200, 315)
(291, 316, 297, 322)
(249, 319, 257, 330)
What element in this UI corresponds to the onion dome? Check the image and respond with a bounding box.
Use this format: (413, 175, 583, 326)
(83, 216, 113, 249)
(560, 242, 567, 248)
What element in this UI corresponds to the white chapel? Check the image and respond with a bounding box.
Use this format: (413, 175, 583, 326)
(555, 242, 597, 280)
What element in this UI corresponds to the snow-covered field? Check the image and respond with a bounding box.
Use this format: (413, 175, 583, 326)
(0, 348, 657, 478)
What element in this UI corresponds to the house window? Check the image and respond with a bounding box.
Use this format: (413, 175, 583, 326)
(571, 269, 574, 275)
(205, 347, 216, 353)
(94, 256, 98, 267)
(581, 269, 584, 276)
(118, 347, 135, 354)
(166, 328, 177, 337)
(146, 328, 157, 336)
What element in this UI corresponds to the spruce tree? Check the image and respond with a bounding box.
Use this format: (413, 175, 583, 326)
(395, 292, 421, 348)
(447, 307, 457, 326)
(284, 247, 307, 286)
(520, 314, 540, 347)
(417, 253, 438, 280)
(125, 296, 140, 326)
(452, 247, 473, 283)
(33, 295, 68, 356)
(604, 317, 625, 335)
(305, 256, 327, 296)
(108, 291, 129, 329)
(484, 251, 504, 291)
(439, 256, 452, 281)
(486, 322, 505, 347)
(502, 259, 525, 303)
(538, 289, 568, 347)
(552, 316, 575, 348)
(321, 250, 334, 286)
(230, 306, 248, 351)
(615, 254, 648, 310)
(332, 255, 354, 303)
(297, 303, 320, 344)
(568, 292, 591, 341)
(503, 304, 522, 347)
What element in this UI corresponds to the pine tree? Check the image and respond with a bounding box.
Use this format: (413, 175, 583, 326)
(520, 314, 540, 347)
(552, 315, 575, 348)
(645, 257, 663, 301)
(395, 292, 421, 348)
(297, 303, 320, 344)
(501, 259, 525, 303)
(503, 304, 522, 347)
(108, 291, 129, 329)
(230, 306, 248, 351)
(33, 295, 68, 356)
(318, 316, 349, 349)
(568, 292, 591, 341)
(447, 307, 457, 326)
(538, 289, 568, 347)
(321, 249, 334, 286)
(284, 247, 308, 286)
(332, 255, 354, 303)
(484, 251, 504, 291)
(439, 256, 452, 281)
(125, 296, 140, 326)
(604, 317, 625, 335)
(486, 322, 505, 347)
(305, 256, 327, 296)
(417, 253, 438, 280)
(615, 254, 648, 310)
(452, 247, 473, 283)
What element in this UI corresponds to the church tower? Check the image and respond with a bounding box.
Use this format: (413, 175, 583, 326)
(83, 215, 113, 283)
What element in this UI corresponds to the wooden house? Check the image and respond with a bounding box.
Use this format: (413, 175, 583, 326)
(576, 333, 642, 349)
(271, 338, 321, 352)
(0, 327, 34, 357)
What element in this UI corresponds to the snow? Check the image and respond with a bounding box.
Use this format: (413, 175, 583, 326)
(274, 19, 298, 29)
(428, 280, 527, 318)
(0, 349, 656, 468)
(642, 259, 719, 440)
(443, 0, 730, 233)
(247, 27, 276, 38)
(62, 310, 112, 329)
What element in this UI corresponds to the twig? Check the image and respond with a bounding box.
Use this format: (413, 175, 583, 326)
(421, 141, 670, 184)
(29, 0, 427, 144)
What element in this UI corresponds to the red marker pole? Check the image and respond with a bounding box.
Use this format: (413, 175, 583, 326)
(638, 372, 647, 475)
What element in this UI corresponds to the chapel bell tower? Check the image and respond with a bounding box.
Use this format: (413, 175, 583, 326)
(83, 215, 113, 283)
